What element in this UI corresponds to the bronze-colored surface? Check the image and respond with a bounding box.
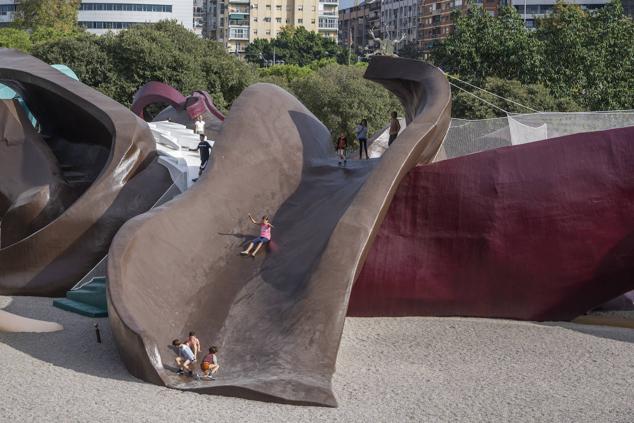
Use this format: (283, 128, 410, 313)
(0, 49, 172, 296)
(107, 57, 451, 406)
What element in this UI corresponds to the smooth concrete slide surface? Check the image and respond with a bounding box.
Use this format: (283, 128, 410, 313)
(0, 49, 172, 296)
(107, 57, 451, 406)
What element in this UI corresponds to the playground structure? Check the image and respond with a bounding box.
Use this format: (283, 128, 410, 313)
(0, 50, 633, 406)
(0, 49, 173, 296)
(131, 81, 225, 137)
(107, 56, 451, 406)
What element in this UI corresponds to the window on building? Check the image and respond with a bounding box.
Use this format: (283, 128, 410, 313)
(266, 30, 271, 34)
(298, 18, 303, 23)
(276, 5, 281, 10)
(276, 17, 281, 23)
(264, 17, 271, 22)
(298, 5, 303, 11)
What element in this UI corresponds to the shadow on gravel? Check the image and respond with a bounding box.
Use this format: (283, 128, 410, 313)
(539, 321, 634, 344)
(0, 296, 143, 384)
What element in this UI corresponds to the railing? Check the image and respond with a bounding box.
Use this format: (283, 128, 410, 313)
(229, 25, 250, 40)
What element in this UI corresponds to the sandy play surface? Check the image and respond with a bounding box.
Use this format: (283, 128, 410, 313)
(1, 296, 633, 422)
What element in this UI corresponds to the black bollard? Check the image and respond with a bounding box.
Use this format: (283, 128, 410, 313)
(94, 323, 102, 343)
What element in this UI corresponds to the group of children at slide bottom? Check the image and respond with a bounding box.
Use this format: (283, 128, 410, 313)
(172, 332, 219, 379)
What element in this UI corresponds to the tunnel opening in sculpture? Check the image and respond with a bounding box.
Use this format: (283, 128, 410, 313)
(0, 77, 114, 248)
(0, 50, 173, 297)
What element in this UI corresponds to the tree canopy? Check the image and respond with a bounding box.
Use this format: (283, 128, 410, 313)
(289, 63, 402, 143)
(432, 1, 634, 113)
(245, 26, 349, 66)
(431, 6, 543, 84)
(0, 28, 32, 51)
(32, 21, 256, 110)
(14, 0, 80, 32)
(451, 77, 581, 119)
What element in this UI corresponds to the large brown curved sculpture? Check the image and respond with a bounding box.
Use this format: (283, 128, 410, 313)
(0, 49, 172, 296)
(351, 125, 634, 320)
(107, 57, 451, 406)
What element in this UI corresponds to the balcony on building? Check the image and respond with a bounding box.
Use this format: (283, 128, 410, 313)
(229, 25, 250, 40)
(319, 16, 338, 31)
(228, 10, 249, 22)
(229, 0, 250, 4)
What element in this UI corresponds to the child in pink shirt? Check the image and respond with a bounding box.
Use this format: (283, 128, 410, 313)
(241, 214, 273, 257)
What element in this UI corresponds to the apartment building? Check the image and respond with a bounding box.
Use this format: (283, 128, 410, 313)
(194, 0, 206, 35)
(509, 0, 609, 28)
(338, 0, 380, 54)
(0, 0, 193, 34)
(381, 0, 419, 45)
(206, 0, 338, 55)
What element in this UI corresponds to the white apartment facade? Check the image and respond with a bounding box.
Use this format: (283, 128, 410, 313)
(0, 0, 193, 34)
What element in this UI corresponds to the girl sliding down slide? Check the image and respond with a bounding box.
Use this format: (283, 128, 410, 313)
(241, 214, 273, 257)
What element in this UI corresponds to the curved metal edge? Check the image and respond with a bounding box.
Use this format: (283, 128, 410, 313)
(0, 49, 161, 295)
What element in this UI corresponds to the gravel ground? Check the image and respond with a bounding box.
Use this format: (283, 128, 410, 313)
(1, 296, 633, 423)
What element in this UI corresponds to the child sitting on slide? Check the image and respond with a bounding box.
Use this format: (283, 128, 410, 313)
(241, 214, 273, 257)
(201, 346, 220, 380)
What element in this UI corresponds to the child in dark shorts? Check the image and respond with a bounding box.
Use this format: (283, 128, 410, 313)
(240, 214, 273, 257)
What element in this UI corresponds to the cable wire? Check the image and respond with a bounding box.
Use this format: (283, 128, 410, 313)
(445, 73, 540, 113)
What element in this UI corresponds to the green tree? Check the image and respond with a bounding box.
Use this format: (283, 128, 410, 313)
(451, 77, 582, 119)
(245, 26, 347, 67)
(258, 64, 313, 86)
(431, 6, 543, 84)
(32, 21, 256, 110)
(31, 32, 117, 97)
(396, 41, 421, 59)
(290, 63, 403, 143)
(0, 28, 32, 52)
(15, 0, 80, 32)
(536, 0, 634, 110)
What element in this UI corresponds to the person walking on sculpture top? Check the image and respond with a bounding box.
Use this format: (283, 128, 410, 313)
(388, 111, 401, 146)
(194, 115, 206, 142)
(355, 119, 369, 160)
(241, 214, 273, 257)
(189, 136, 213, 181)
(336, 130, 347, 166)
